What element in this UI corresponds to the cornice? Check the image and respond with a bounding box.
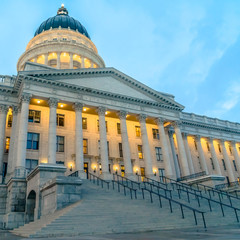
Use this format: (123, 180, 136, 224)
(20, 67, 184, 110)
(182, 120, 240, 135)
(19, 74, 182, 112)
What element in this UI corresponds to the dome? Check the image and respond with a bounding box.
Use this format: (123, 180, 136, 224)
(34, 4, 90, 39)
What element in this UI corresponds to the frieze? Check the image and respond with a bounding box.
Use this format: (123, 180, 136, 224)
(0, 104, 9, 113)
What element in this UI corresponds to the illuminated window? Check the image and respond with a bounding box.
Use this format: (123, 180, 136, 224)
(27, 133, 39, 150)
(155, 147, 163, 161)
(60, 52, 70, 69)
(82, 118, 87, 129)
(206, 142, 210, 152)
(152, 129, 159, 139)
(138, 145, 143, 159)
(5, 137, 10, 153)
(28, 110, 41, 123)
(56, 136, 64, 152)
(84, 58, 91, 68)
(37, 55, 45, 64)
(26, 159, 38, 173)
(7, 113, 12, 127)
(97, 120, 108, 132)
(121, 165, 125, 177)
(83, 139, 88, 154)
(93, 63, 98, 68)
(119, 143, 123, 157)
(218, 144, 222, 153)
(117, 123, 121, 134)
(135, 126, 141, 137)
(222, 159, 226, 170)
(56, 114, 64, 127)
(48, 52, 57, 67)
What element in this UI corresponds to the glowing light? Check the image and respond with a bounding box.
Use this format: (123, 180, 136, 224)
(61, 4, 64, 8)
(83, 108, 86, 111)
(37, 100, 41, 104)
(105, 112, 108, 115)
(60, 104, 63, 108)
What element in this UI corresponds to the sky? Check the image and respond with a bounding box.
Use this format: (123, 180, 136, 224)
(1, 0, 240, 123)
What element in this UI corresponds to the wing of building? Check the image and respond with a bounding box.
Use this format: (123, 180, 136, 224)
(0, 4, 240, 230)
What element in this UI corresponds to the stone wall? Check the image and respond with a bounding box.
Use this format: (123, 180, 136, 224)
(0, 185, 7, 229)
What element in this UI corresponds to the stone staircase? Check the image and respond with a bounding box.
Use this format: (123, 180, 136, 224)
(10, 178, 240, 238)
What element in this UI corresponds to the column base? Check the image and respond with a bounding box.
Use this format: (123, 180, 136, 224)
(101, 172, 113, 181)
(77, 170, 87, 179)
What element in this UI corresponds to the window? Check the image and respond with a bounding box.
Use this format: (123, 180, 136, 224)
(56, 136, 64, 152)
(135, 126, 141, 137)
(27, 133, 39, 150)
(5, 137, 10, 153)
(7, 114, 12, 127)
(218, 144, 222, 153)
(222, 159, 226, 170)
(56, 114, 64, 127)
(82, 118, 87, 129)
(28, 110, 41, 123)
(155, 147, 163, 161)
(97, 120, 108, 132)
(194, 140, 198, 150)
(206, 142, 210, 152)
(98, 140, 109, 156)
(26, 159, 38, 173)
(83, 139, 88, 154)
(117, 123, 121, 134)
(229, 145, 232, 155)
(210, 158, 214, 170)
(233, 160, 237, 171)
(152, 129, 160, 140)
(198, 156, 202, 170)
(119, 143, 123, 157)
(138, 145, 143, 159)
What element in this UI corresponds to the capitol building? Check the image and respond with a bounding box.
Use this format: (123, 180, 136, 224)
(0, 4, 240, 234)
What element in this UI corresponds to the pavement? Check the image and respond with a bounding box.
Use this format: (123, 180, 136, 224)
(1, 224, 240, 240)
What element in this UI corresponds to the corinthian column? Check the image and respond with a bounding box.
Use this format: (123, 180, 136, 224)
(73, 102, 85, 178)
(0, 104, 8, 181)
(209, 137, 222, 175)
(97, 107, 111, 180)
(182, 133, 195, 174)
(195, 135, 209, 174)
(156, 118, 173, 178)
(16, 94, 31, 177)
(232, 141, 240, 175)
(139, 114, 154, 178)
(118, 111, 133, 179)
(7, 106, 19, 176)
(221, 139, 235, 182)
(172, 121, 190, 176)
(48, 98, 58, 164)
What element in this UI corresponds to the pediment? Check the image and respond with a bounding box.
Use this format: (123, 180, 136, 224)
(20, 64, 184, 110)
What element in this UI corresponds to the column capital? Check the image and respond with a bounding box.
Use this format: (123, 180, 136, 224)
(138, 114, 147, 122)
(73, 102, 83, 112)
(182, 132, 188, 138)
(195, 135, 201, 141)
(118, 110, 128, 119)
(231, 140, 236, 145)
(171, 120, 182, 128)
(12, 105, 20, 114)
(48, 98, 58, 108)
(20, 93, 31, 103)
(208, 137, 214, 142)
(156, 117, 165, 125)
(97, 106, 106, 116)
(0, 104, 9, 114)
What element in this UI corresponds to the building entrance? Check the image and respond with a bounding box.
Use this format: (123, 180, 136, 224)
(140, 167, 145, 181)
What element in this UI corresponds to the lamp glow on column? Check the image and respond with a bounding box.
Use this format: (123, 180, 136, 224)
(115, 166, 118, 174)
(135, 168, 138, 175)
(153, 169, 157, 176)
(70, 164, 73, 172)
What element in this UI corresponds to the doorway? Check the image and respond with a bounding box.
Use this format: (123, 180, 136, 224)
(25, 190, 36, 223)
(140, 167, 145, 181)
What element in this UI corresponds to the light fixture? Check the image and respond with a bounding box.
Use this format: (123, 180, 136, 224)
(70, 164, 73, 172)
(60, 104, 63, 108)
(37, 100, 41, 104)
(115, 167, 118, 174)
(105, 111, 108, 115)
(93, 165, 96, 173)
(154, 169, 157, 176)
(135, 168, 138, 175)
(83, 108, 86, 111)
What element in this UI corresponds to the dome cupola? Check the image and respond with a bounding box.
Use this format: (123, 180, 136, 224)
(34, 4, 90, 39)
(17, 5, 105, 71)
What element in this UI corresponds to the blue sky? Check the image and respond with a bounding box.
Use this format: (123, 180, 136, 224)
(1, 0, 240, 122)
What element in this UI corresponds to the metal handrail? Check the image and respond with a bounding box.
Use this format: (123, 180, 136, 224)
(177, 187, 240, 222)
(141, 186, 206, 228)
(113, 174, 141, 190)
(88, 172, 110, 189)
(215, 181, 240, 190)
(143, 176, 168, 189)
(112, 174, 137, 199)
(177, 171, 206, 182)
